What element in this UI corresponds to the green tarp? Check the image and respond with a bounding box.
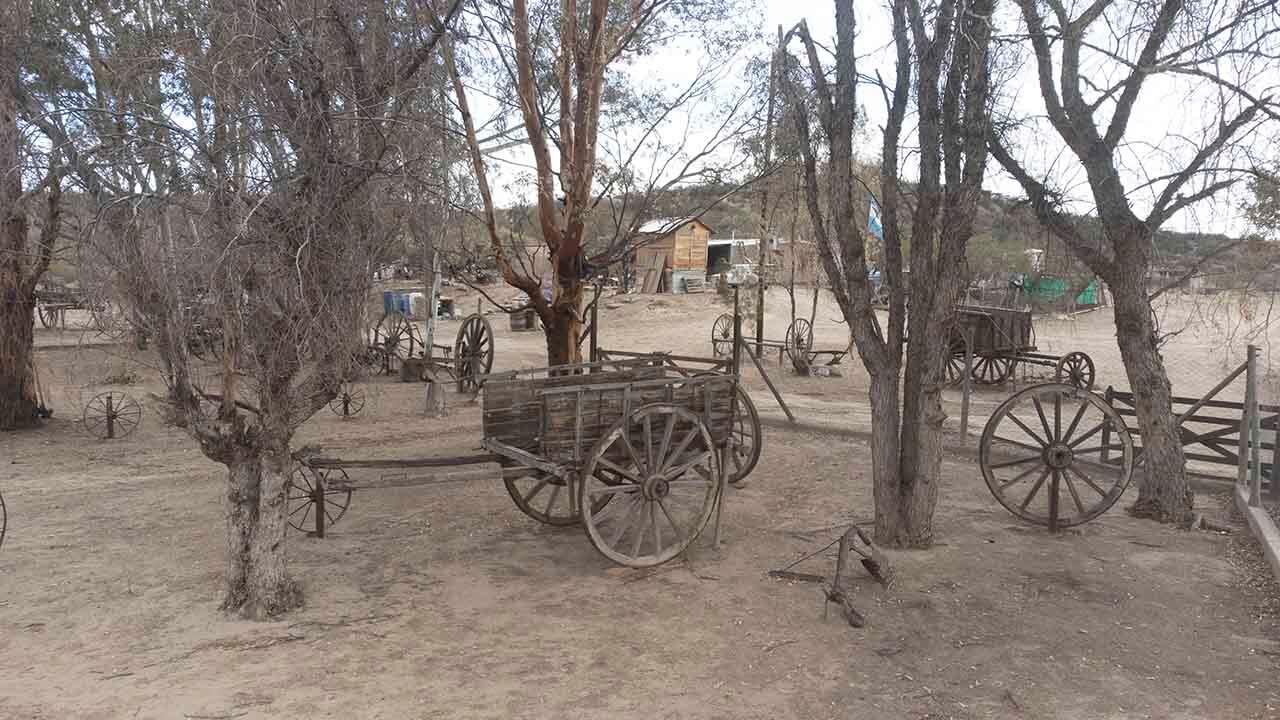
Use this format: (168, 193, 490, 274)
(1023, 276, 1098, 305)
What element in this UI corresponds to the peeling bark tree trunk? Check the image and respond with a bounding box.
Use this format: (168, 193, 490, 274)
(543, 282, 585, 366)
(1110, 275, 1191, 520)
(222, 445, 300, 619)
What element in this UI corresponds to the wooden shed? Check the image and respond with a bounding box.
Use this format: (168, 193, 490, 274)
(634, 218, 712, 273)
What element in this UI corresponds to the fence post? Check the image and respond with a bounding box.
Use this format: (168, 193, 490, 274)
(1248, 344, 1262, 507)
(960, 328, 973, 440)
(1239, 357, 1252, 489)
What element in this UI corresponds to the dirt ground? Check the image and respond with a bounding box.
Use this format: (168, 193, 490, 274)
(4, 287, 1280, 719)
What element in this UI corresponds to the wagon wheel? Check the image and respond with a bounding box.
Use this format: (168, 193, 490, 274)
(454, 314, 494, 394)
(579, 403, 725, 567)
(785, 318, 814, 374)
(372, 311, 420, 373)
(711, 313, 734, 358)
(727, 385, 762, 486)
(504, 467, 615, 527)
(1054, 351, 1096, 391)
(944, 332, 969, 387)
(91, 303, 128, 341)
(971, 355, 1015, 385)
(328, 383, 366, 418)
(37, 305, 58, 329)
(979, 383, 1134, 529)
(82, 391, 142, 440)
(288, 464, 352, 534)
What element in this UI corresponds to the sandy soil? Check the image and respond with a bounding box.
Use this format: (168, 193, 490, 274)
(3, 287, 1280, 719)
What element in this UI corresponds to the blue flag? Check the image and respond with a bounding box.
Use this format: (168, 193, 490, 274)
(867, 193, 884, 240)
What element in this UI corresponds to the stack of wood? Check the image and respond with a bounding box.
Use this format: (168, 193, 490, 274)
(636, 254, 668, 293)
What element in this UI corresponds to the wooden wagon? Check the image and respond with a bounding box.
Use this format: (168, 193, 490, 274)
(294, 353, 748, 568)
(33, 283, 113, 331)
(945, 305, 1095, 390)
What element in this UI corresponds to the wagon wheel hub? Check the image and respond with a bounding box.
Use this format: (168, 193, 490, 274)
(642, 475, 671, 501)
(1043, 443, 1074, 470)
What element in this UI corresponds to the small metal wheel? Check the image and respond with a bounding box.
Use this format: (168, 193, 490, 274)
(785, 318, 814, 373)
(454, 313, 495, 394)
(971, 355, 1015, 385)
(37, 305, 58, 329)
(979, 383, 1134, 529)
(1054, 351, 1096, 391)
(82, 391, 142, 440)
(579, 403, 725, 567)
(328, 383, 366, 418)
(288, 464, 353, 534)
(372, 311, 420, 373)
(727, 384, 762, 485)
(711, 313, 734, 357)
(944, 332, 969, 386)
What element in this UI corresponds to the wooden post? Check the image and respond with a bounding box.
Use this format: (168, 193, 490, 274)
(589, 283, 600, 364)
(1101, 386, 1113, 465)
(424, 249, 441, 362)
(1048, 471, 1060, 533)
(1270, 406, 1280, 500)
(960, 328, 973, 439)
(313, 471, 326, 539)
(732, 285, 743, 377)
(1249, 345, 1262, 506)
(1240, 349, 1254, 491)
(105, 393, 115, 440)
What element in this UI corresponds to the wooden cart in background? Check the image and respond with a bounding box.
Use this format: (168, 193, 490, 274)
(945, 305, 1096, 390)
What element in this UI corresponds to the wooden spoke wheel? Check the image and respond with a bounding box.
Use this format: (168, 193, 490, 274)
(328, 383, 366, 418)
(944, 332, 969, 387)
(785, 318, 814, 374)
(579, 403, 725, 567)
(82, 391, 142, 440)
(1054, 351, 1096, 391)
(288, 464, 353, 534)
(979, 383, 1134, 529)
(372, 311, 420, 373)
(37, 305, 58, 329)
(971, 355, 1015, 385)
(91, 303, 129, 342)
(711, 313, 734, 357)
(726, 384, 762, 486)
(454, 314, 495, 394)
(503, 467, 614, 527)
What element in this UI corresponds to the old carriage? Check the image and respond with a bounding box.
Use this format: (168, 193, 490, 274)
(945, 305, 1096, 390)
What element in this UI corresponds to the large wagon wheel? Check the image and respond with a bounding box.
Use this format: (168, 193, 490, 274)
(971, 355, 1015, 385)
(82, 391, 142, 440)
(711, 313, 734, 358)
(979, 383, 1134, 529)
(944, 331, 969, 387)
(37, 304, 58, 329)
(328, 382, 366, 418)
(288, 464, 352, 534)
(579, 403, 725, 567)
(454, 314, 494, 394)
(372, 311, 420, 373)
(727, 385, 762, 486)
(785, 318, 814, 374)
(1054, 351, 1096, 391)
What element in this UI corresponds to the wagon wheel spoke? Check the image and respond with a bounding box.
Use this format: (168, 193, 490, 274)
(1004, 412, 1048, 448)
(607, 496, 644, 548)
(1061, 469, 1087, 514)
(1062, 398, 1090, 444)
(1067, 464, 1108, 497)
(504, 470, 590, 527)
(998, 462, 1045, 491)
(1031, 396, 1055, 443)
(593, 456, 642, 484)
(1068, 422, 1105, 448)
(988, 454, 1042, 470)
(1019, 469, 1051, 511)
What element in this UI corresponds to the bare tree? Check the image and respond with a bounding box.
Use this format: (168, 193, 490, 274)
(782, 0, 996, 546)
(22, 0, 463, 616)
(444, 0, 758, 364)
(988, 0, 1280, 522)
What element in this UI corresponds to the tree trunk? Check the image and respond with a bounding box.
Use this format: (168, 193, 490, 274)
(867, 370, 905, 544)
(222, 446, 301, 619)
(542, 282, 585, 366)
(0, 283, 39, 429)
(1111, 278, 1192, 521)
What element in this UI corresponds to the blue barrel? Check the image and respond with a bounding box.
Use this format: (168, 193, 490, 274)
(382, 291, 395, 314)
(397, 293, 411, 316)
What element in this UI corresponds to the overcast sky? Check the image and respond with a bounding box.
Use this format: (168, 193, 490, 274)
(479, 0, 1275, 239)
